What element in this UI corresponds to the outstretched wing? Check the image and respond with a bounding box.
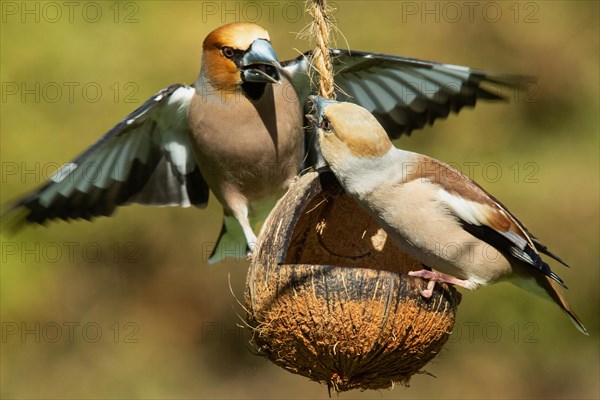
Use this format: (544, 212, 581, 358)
(283, 49, 533, 138)
(3, 84, 209, 232)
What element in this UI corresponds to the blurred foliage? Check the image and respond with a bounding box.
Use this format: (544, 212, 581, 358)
(1, 1, 598, 399)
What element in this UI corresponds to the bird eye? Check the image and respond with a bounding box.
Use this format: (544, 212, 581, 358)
(321, 118, 333, 132)
(221, 46, 235, 59)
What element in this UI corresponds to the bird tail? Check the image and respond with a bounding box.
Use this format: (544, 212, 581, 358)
(208, 215, 249, 264)
(513, 273, 588, 335)
(539, 276, 588, 335)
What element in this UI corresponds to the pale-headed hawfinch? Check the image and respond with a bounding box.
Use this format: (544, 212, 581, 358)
(309, 96, 587, 335)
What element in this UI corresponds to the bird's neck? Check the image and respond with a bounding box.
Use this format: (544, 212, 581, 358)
(196, 68, 241, 96)
(333, 147, 416, 196)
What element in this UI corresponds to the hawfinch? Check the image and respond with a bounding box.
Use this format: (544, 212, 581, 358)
(309, 96, 587, 335)
(3, 22, 528, 263)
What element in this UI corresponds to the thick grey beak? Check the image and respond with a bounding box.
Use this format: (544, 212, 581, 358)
(306, 96, 320, 133)
(241, 39, 281, 84)
(306, 95, 338, 169)
(307, 95, 338, 128)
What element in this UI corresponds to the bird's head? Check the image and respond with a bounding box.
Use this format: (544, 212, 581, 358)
(201, 23, 281, 95)
(308, 96, 392, 169)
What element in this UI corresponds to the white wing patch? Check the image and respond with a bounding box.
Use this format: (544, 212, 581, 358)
(164, 141, 194, 176)
(504, 230, 529, 250)
(166, 86, 195, 114)
(438, 188, 529, 250)
(157, 86, 196, 177)
(438, 188, 488, 226)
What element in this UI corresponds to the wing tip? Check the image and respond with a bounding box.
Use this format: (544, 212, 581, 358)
(1, 199, 32, 236)
(1, 213, 23, 237)
(532, 237, 571, 268)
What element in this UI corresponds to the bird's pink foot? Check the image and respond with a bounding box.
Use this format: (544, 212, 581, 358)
(409, 269, 472, 298)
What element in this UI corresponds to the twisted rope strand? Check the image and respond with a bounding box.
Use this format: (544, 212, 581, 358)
(308, 0, 336, 99)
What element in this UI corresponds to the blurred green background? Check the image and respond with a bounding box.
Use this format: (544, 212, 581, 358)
(1, 1, 598, 398)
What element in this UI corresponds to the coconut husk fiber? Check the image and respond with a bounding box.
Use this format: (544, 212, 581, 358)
(245, 170, 460, 392)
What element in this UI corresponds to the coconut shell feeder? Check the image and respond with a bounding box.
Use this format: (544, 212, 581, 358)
(245, 171, 461, 392)
(245, 0, 460, 392)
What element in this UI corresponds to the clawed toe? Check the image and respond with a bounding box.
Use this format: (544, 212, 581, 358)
(411, 273, 437, 298)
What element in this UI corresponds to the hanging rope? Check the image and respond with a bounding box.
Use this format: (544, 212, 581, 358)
(307, 0, 336, 99)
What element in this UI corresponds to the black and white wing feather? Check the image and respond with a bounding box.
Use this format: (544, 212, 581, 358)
(3, 84, 208, 231)
(284, 49, 533, 138)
